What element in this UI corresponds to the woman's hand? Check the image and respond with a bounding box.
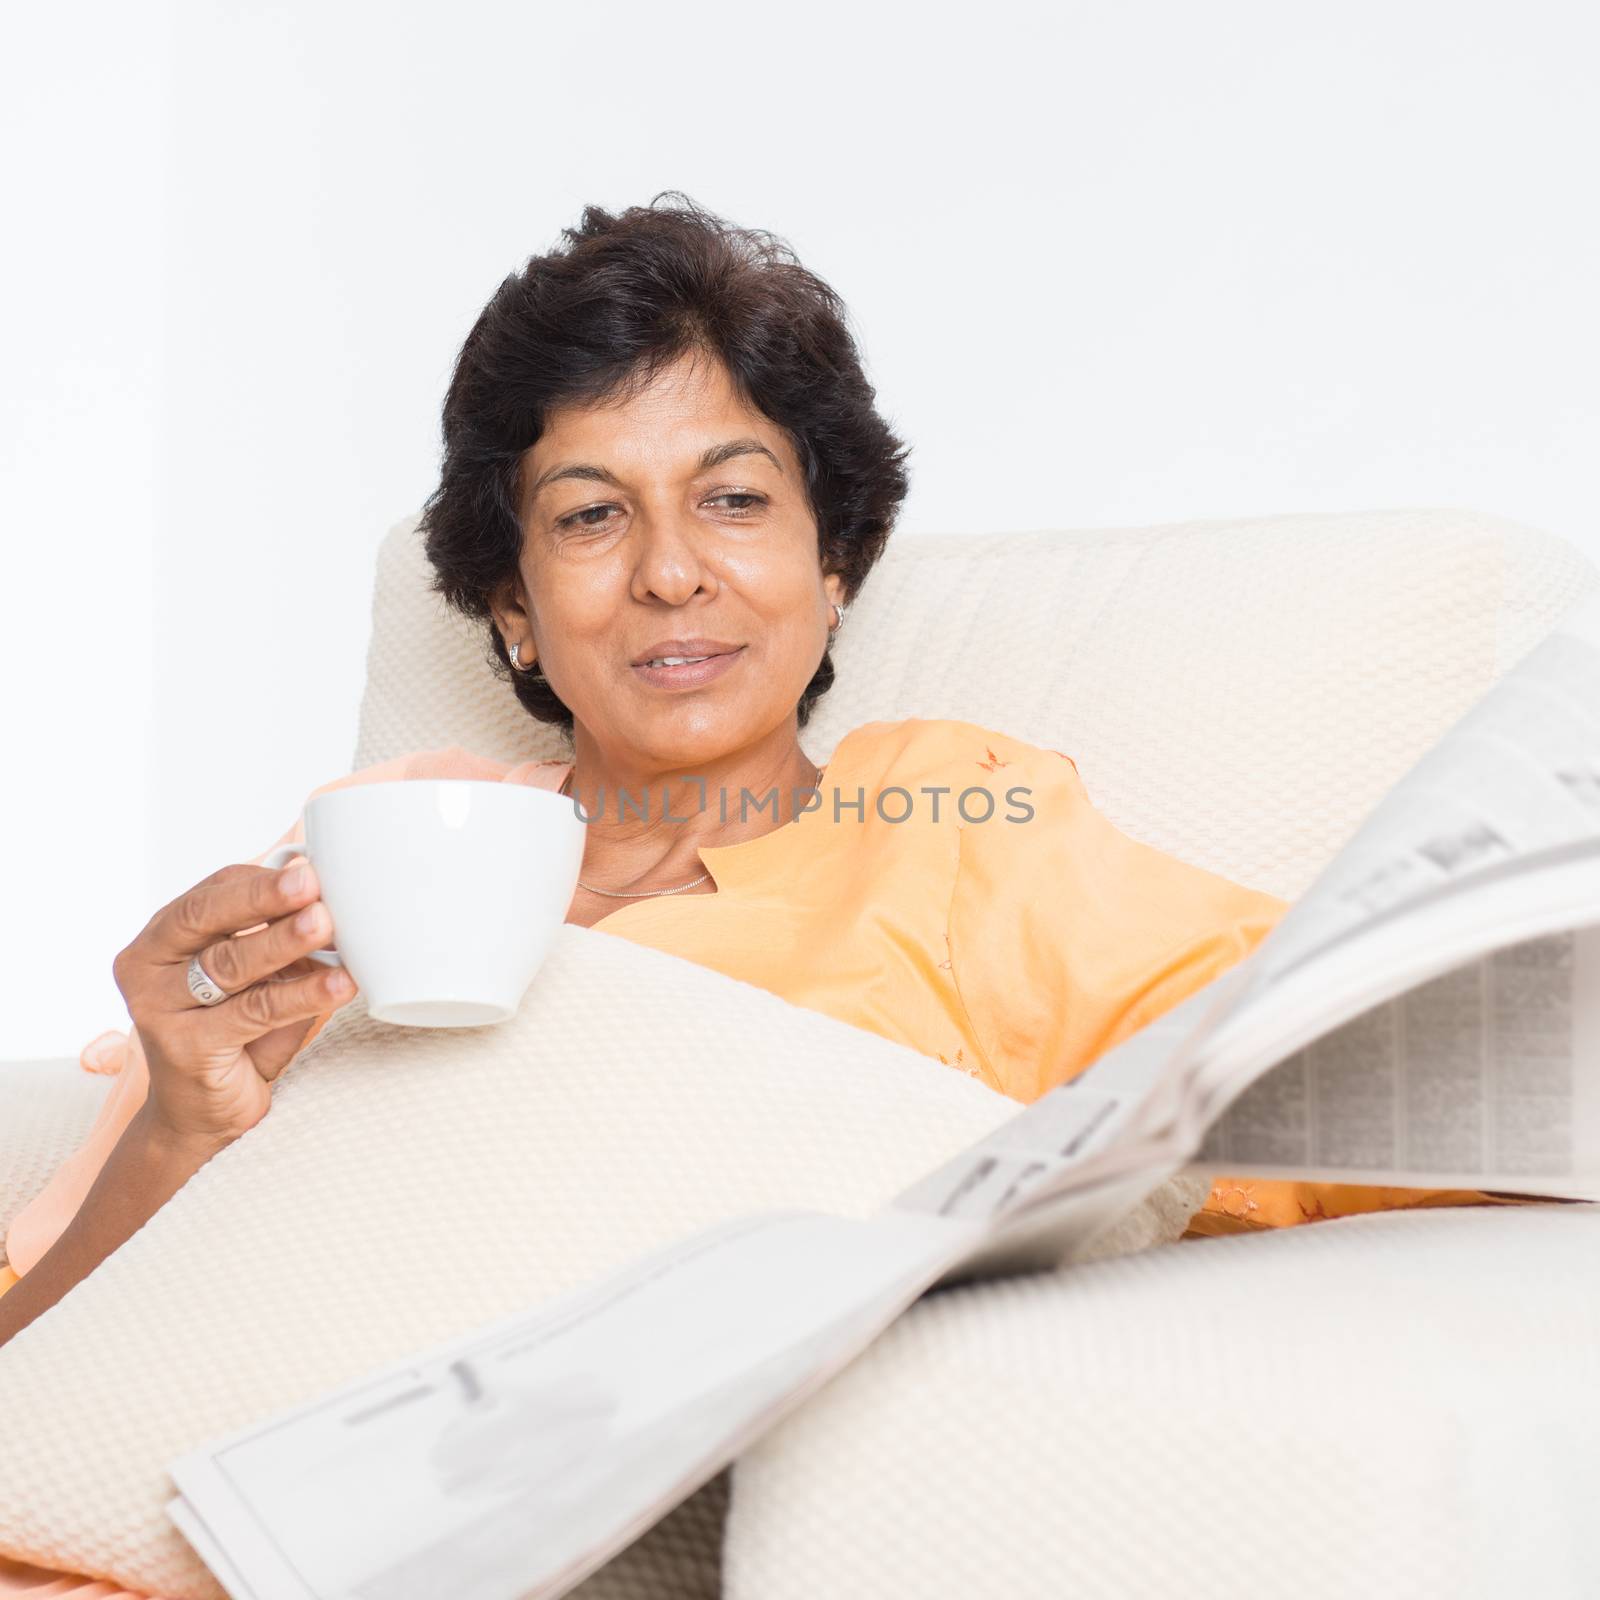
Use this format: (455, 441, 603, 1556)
(112, 859, 359, 1157)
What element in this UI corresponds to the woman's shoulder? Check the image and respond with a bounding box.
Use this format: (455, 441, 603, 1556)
(252, 746, 569, 864)
(833, 716, 1082, 788)
(307, 744, 569, 799)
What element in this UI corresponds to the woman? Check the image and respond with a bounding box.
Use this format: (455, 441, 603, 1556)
(0, 194, 1537, 1598)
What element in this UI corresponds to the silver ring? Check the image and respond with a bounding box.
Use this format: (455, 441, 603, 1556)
(186, 951, 230, 1006)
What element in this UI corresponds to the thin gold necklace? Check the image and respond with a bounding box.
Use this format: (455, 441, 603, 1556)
(560, 761, 823, 899)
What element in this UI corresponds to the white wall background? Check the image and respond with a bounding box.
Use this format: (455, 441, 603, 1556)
(3, 0, 1596, 1057)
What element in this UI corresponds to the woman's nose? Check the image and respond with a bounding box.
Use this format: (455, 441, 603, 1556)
(629, 505, 714, 600)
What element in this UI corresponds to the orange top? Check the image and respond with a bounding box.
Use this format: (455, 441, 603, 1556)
(0, 716, 1535, 1599)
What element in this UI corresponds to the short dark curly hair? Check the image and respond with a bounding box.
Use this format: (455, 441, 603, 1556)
(420, 191, 912, 739)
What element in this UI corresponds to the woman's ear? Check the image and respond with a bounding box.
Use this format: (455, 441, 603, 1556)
(823, 571, 846, 615)
(487, 577, 531, 651)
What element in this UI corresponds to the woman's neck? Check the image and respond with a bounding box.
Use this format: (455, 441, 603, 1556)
(559, 737, 822, 898)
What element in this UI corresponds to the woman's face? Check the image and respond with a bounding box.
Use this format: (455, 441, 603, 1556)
(492, 348, 844, 771)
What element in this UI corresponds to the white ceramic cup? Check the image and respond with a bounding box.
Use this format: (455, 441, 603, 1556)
(258, 778, 587, 1028)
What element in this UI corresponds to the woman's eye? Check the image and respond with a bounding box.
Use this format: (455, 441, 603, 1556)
(711, 492, 765, 515)
(558, 504, 619, 530)
(556, 492, 765, 530)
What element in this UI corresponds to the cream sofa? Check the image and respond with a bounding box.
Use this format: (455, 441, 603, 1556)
(4, 507, 1598, 1599)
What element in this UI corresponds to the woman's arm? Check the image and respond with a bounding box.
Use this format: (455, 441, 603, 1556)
(1, 746, 503, 1330)
(0, 1105, 223, 1352)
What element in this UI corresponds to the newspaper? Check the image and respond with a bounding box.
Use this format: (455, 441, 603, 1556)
(165, 1209, 983, 1600)
(165, 589, 1600, 1600)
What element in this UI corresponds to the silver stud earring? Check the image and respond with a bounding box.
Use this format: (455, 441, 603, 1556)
(829, 600, 848, 636)
(510, 643, 543, 678)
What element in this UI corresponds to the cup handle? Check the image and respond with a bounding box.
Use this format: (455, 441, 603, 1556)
(258, 842, 345, 969)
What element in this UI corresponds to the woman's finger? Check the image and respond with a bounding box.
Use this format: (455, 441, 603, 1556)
(146, 861, 321, 964)
(184, 899, 337, 1004)
(245, 1010, 331, 1084)
(184, 961, 356, 1053)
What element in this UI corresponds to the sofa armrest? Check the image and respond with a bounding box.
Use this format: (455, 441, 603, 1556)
(0, 1058, 111, 1269)
(724, 1201, 1600, 1598)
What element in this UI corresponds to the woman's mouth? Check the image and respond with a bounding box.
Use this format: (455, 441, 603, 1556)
(630, 647, 747, 689)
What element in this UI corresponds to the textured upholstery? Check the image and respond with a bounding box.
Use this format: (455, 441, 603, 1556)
(726, 1202, 1600, 1600)
(0, 932, 995, 1594)
(0, 917, 1211, 1598)
(3, 507, 1595, 1599)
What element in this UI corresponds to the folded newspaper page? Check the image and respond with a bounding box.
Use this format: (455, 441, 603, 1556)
(166, 1209, 985, 1600)
(1159, 581, 1600, 1189)
(166, 589, 1600, 1600)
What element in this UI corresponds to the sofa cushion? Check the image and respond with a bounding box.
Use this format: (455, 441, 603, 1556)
(0, 926, 1207, 1599)
(352, 507, 1597, 907)
(724, 1201, 1600, 1600)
